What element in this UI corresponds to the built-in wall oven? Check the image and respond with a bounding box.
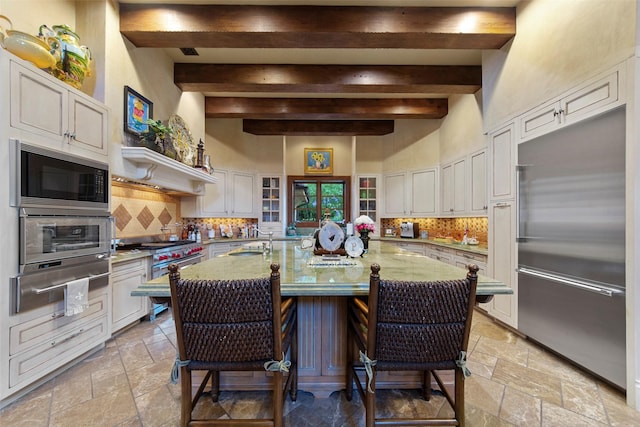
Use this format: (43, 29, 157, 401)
(10, 139, 112, 314)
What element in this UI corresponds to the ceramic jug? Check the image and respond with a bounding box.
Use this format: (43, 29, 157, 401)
(38, 24, 92, 88)
(0, 15, 57, 69)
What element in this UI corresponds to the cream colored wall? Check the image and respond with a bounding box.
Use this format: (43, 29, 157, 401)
(439, 93, 485, 164)
(102, 0, 204, 177)
(0, 1, 76, 45)
(380, 119, 440, 173)
(483, 0, 635, 130)
(355, 137, 384, 175)
(285, 135, 352, 176)
(205, 118, 283, 173)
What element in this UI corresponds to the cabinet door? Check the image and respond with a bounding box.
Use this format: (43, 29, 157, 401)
(68, 93, 109, 158)
(111, 259, 150, 333)
(383, 173, 406, 216)
(519, 99, 560, 141)
(452, 158, 466, 213)
(486, 201, 517, 328)
(469, 150, 487, 214)
(10, 60, 67, 142)
(440, 164, 452, 214)
(561, 70, 619, 126)
(200, 170, 228, 216)
(410, 169, 436, 216)
(230, 172, 254, 216)
(489, 124, 515, 201)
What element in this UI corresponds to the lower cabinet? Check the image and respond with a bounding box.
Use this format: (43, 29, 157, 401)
(453, 250, 488, 275)
(7, 288, 109, 392)
(111, 258, 150, 333)
(425, 245, 454, 264)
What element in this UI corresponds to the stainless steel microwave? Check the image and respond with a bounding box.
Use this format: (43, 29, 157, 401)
(10, 139, 109, 211)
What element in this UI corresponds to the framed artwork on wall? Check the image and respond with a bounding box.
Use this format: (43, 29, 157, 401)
(304, 148, 333, 175)
(124, 86, 153, 136)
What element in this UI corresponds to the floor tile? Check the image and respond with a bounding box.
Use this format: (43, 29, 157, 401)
(2, 309, 639, 426)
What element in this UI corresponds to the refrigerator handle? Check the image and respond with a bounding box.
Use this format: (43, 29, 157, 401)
(515, 164, 525, 242)
(517, 267, 624, 297)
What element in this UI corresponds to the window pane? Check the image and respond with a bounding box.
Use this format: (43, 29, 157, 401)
(321, 183, 345, 222)
(293, 182, 317, 223)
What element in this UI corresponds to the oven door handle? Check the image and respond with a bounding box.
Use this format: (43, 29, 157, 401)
(33, 272, 110, 295)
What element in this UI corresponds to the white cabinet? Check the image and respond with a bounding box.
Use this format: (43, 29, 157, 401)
(357, 176, 379, 221)
(382, 172, 407, 216)
(410, 169, 437, 216)
(181, 169, 255, 218)
(453, 250, 487, 276)
(519, 70, 620, 142)
(440, 158, 466, 215)
(484, 201, 517, 328)
(469, 149, 487, 214)
(9, 57, 109, 160)
(382, 169, 437, 217)
(182, 169, 227, 217)
(230, 171, 254, 217)
(8, 287, 108, 390)
(260, 176, 282, 225)
(488, 124, 516, 201)
(111, 258, 150, 333)
(425, 244, 454, 265)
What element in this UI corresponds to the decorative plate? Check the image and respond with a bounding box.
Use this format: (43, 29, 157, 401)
(168, 114, 195, 166)
(317, 221, 344, 253)
(345, 236, 364, 258)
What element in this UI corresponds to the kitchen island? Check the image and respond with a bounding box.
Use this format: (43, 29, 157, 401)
(132, 240, 511, 397)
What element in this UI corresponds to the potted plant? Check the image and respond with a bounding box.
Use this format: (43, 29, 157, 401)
(139, 119, 178, 159)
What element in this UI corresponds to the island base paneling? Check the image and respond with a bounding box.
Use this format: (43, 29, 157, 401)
(190, 296, 448, 398)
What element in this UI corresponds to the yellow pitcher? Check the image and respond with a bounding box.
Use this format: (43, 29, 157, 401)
(39, 24, 92, 88)
(0, 15, 57, 69)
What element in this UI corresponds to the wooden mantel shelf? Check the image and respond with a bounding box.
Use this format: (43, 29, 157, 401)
(120, 146, 217, 195)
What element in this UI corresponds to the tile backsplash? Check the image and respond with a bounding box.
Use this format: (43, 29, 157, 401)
(381, 217, 488, 243)
(111, 182, 181, 239)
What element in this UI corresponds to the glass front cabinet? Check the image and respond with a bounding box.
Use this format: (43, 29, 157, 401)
(259, 176, 283, 236)
(357, 175, 378, 221)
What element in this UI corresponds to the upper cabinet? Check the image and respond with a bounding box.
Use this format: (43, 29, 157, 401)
(410, 169, 437, 216)
(518, 69, 621, 142)
(440, 149, 487, 217)
(260, 176, 282, 224)
(440, 158, 466, 216)
(488, 124, 516, 202)
(8, 56, 109, 161)
(469, 149, 487, 214)
(382, 172, 407, 217)
(382, 168, 437, 217)
(181, 169, 255, 218)
(357, 176, 379, 221)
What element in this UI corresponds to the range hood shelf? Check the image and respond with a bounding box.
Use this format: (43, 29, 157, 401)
(119, 146, 217, 195)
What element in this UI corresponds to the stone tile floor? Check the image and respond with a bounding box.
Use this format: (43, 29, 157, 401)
(2, 309, 640, 426)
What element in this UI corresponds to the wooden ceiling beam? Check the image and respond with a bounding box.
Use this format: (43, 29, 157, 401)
(205, 97, 448, 119)
(120, 4, 515, 49)
(243, 120, 394, 136)
(176, 64, 481, 94)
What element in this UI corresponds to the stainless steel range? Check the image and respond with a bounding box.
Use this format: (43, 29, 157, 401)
(138, 240, 204, 279)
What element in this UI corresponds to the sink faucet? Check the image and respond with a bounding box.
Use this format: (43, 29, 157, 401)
(253, 225, 273, 253)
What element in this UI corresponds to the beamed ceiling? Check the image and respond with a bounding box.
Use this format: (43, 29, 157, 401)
(119, 1, 517, 135)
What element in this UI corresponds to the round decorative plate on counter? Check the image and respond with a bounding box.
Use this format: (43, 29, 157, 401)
(345, 236, 363, 258)
(317, 221, 344, 252)
(168, 114, 195, 166)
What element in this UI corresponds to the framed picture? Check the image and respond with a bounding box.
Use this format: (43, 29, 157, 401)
(304, 148, 333, 175)
(124, 86, 153, 135)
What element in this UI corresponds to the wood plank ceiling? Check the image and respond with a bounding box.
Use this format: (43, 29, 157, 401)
(119, 3, 516, 135)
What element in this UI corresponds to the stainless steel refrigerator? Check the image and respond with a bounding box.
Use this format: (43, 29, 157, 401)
(517, 107, 626, 389)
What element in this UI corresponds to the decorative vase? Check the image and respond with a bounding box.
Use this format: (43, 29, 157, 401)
(359, 230, 370, 252)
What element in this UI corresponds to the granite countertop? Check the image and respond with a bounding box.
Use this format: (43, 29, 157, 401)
(379, 236, 488, 255)
(131, 240, 509, 298)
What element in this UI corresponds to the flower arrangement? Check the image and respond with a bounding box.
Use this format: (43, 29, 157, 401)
(354, 215, 375, 234)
